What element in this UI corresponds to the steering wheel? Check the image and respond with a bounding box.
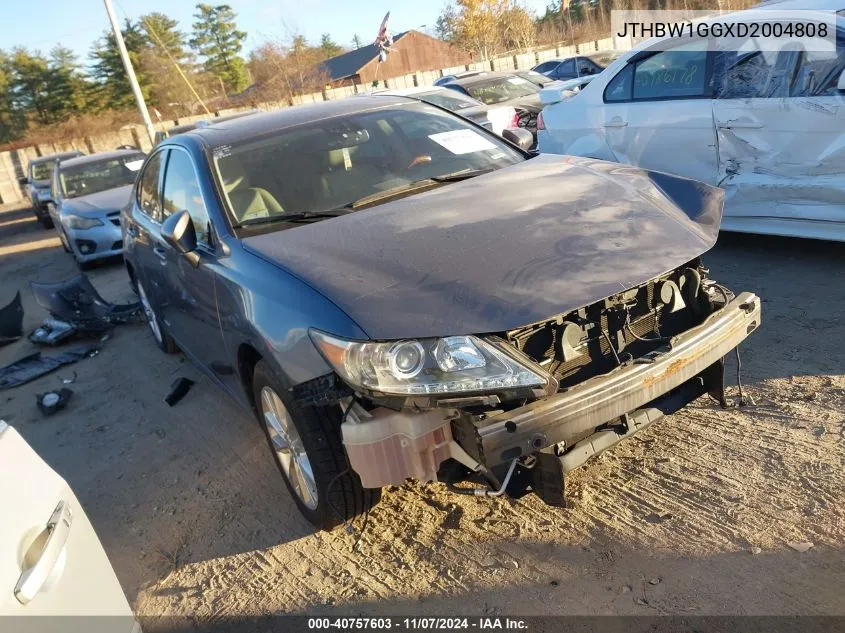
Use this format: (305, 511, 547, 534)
(406, 155, 432, 170)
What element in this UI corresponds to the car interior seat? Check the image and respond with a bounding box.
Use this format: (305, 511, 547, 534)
(320, 147, 381, 207)
(222, 160, 284, 222)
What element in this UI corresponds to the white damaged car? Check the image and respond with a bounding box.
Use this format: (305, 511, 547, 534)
(537, 2, 845, 241)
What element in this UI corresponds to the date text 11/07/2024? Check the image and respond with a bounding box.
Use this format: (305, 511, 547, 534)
(307, 617, 529, 630)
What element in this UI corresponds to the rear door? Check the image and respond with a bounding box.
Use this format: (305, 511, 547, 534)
(713, 29, 845, 236)
(0, 421, 135, 623)
(156, 147, 224, 369)
(600, 40, 719, 184)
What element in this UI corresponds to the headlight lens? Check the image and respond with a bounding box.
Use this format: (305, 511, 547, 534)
(310, 330, 548, 395)
(37, 189, 52, 200)
(65, 214, 103, 229)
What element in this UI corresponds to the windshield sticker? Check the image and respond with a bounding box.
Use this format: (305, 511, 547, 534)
(124, 159, 144, 172)
(213, 145, 232, 159)
(428, 130, 497, 155)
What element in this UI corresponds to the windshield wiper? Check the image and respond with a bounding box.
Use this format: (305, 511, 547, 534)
(341, 169, 497, 210)
(236, 209, 351, 228)
(430, 167, 496, 182)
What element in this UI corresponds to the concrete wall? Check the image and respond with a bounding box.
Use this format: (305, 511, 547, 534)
(0, 35, 629, 205)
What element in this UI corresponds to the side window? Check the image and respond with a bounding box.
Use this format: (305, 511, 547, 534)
(577, 58, 597, 75)
(162, 150, 210, 244)
(790, 46, 845, 97)
(556, 59, 576, 77)
(534, 61, 557, 74)
(604, 63, 634, 102)
(137, 151, 164, 221)
(632, 45, 710, 100)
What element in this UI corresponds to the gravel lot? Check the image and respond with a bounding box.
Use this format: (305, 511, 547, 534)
(1, 201, 843, 621)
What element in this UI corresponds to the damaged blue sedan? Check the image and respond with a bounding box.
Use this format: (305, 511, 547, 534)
(122, 97, 761, 530)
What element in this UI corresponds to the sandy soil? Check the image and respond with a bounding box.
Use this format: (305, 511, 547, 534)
(1, 201, 843, 621)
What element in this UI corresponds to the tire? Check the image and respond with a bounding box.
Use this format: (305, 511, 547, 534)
(39, 214, 53, 229)
(137, 280, 177, 353)
(252, 360, 380, 531)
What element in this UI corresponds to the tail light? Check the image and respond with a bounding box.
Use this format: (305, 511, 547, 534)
(537, 111, 546, 131)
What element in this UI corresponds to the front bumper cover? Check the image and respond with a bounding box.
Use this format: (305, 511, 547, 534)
(475, 292, 761, 467)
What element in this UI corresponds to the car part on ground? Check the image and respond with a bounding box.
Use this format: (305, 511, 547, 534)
(0, 291, 24, 346)
(36, 388, 74, 416)
(29, 274, 142, 332)
(29, 318, 77, 346)
(122, 96, 760, 529)
(164, 377, 195, 406)
(0, 344, 100, 390)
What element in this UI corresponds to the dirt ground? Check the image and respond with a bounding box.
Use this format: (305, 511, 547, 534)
(1, 201, 843, 621)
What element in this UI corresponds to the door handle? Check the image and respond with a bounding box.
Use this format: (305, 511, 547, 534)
(153, 246, 168, 262)
(15, 501, 73, 605)
(603, 118, 628, 128)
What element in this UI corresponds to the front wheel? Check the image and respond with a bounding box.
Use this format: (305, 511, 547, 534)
(252, 361, 380, 530)
(137, 280, 177, 353)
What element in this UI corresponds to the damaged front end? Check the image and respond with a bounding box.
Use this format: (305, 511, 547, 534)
(300, 260, 761, 506)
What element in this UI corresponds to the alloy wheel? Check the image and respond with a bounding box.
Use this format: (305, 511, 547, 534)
(260, 386, 318, 509)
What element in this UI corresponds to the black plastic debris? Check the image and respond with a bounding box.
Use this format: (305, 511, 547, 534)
(164, 377, 195, 406)
(36, 388, 73, 416)
(29, 317, 76, 346)
(29, 274, 141, 335)
(0, 291, 24, 346)
(0, 344, 99, 390)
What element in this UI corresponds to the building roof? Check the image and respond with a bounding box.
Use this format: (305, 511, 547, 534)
(320, 32, 410, 81)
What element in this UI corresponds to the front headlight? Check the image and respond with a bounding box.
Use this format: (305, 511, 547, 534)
(65, 214, 103, 230)
(310, 331, 548, 396)
(37, 189, 52, 201)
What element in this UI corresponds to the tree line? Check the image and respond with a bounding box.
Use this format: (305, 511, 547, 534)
(0, 3, 345, 145)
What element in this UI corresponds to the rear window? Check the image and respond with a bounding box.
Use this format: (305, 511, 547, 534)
(30, 161, 56, 181)
(416, 90, 480, 111)
(463, 77, 539, 105)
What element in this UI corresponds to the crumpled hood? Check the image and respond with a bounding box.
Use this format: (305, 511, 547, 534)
(243, 154, 724, 340)
(62, 185, 133, 216)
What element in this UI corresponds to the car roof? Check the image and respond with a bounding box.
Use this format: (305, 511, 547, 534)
(58, 149, 144, 169)
(445, 71, 537, 87)
(755, 0, 843, 10)
(181, 96, 417, 147)
(30, 151, 82, 165)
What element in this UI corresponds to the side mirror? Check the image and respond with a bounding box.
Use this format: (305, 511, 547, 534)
(161, 210, 199, 265)
(838, 67, 845, 91)
(502, 127, 534, 151)
(18, 177, 28, 186)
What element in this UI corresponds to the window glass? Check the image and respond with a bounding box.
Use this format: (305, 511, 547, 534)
(556, 59, 576, 77)
(464, 76, 539, 105)
(791, 45, 845, 97)
(59, 153, 145, 199)
(577, 58, 600, 75)
(30, 160, 56, 182)
(534, 61, 558, 73)
(604, 63, 634, 102)
(719, 48, 780, 98)
(162, 150, 210, 243)
(416, 90, 481, 111)
(138, 151, 164, 221)
(633, 44, 709, 99)
(214, 102, 523, 227)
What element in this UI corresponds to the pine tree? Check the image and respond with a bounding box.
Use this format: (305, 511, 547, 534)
(9, 49, 54, 125)
(47, 46, 88, 118)
(319, 34, 342, 59)
(189, 3, 248, 94)
(89, 19, 152, 111)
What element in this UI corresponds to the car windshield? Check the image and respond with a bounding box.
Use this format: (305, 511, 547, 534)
(213, 102, 524, 228)
(518, 71, 552, 86)
(30, 160, 57, 182)
(415, 90, 481, 111)
(464, 76, 539, 105)
(59, 154, 145, 199)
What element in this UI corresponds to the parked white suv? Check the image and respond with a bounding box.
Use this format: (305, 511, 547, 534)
(538, 2, 845, 241)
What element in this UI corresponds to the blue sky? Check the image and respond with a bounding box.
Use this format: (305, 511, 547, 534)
(1, 0, 553, 65)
